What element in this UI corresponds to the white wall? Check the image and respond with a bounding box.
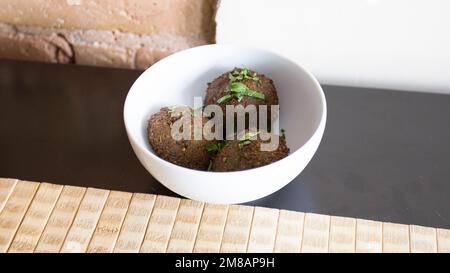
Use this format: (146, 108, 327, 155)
(216, 0, 450, 94)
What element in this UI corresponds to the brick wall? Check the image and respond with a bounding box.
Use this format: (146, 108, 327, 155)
(0, 0, 217, 69)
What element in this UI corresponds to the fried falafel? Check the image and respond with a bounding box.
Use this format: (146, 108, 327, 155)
(204, 68, 279, 131)
(147, 106, 218, 170)
(211, 130, 289, 172)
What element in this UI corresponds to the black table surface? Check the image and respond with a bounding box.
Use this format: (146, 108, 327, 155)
(1, 60, 449, 229)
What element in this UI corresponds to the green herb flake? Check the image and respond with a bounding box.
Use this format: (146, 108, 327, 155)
(207, 160, 213, 171)
(238, 140, 252, 149)
(218, 82, 265, 104)
(205, 140, 226, 153)
(205, 143, 219, 152)
(229, 82, 247, 93)
(217, 94, 233, 104)
(218, 68, 264, 104)
(229, 68, 260, 83)
(241, 88, 265, 100)
(240, 131, 260, 141)
(238, 131, 260, 148)
(205, 142, 222, 152)
(281, 129, 286, 139)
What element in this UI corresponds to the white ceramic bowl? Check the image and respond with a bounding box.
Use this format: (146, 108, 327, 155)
(124, 44, 326, 204)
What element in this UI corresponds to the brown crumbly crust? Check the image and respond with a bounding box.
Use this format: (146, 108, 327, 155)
(211, 132, 290, 172)
(147, 107, 218, 170)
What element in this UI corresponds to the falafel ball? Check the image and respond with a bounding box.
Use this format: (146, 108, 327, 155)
(211, 130, 289, 172)
(147, 106, 218, 170)
(204, 68, 279, 131)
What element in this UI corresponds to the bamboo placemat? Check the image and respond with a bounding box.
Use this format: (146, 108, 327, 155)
(0, 178, 449, 253)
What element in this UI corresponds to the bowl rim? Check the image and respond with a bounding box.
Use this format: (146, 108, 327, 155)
(123, 44, 327, 175)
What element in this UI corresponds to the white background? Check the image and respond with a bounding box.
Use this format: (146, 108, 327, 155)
(216, 0, 450, 94)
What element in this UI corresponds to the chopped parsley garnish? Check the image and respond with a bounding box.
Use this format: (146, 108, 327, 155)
(207, 160, 213, 171)
(217, 68, 265, 104)
(238, 131, 260, 148)
(229, 68, 260, 83)
(217, 94, 233, 104)
(205, 143, 220, 152)
(205, 140, 226, 153)
(217, 82, 265, 103)
(240, 131, 260, 141)
(281, 128, 286, 139)
(238, 140, 252, 149)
